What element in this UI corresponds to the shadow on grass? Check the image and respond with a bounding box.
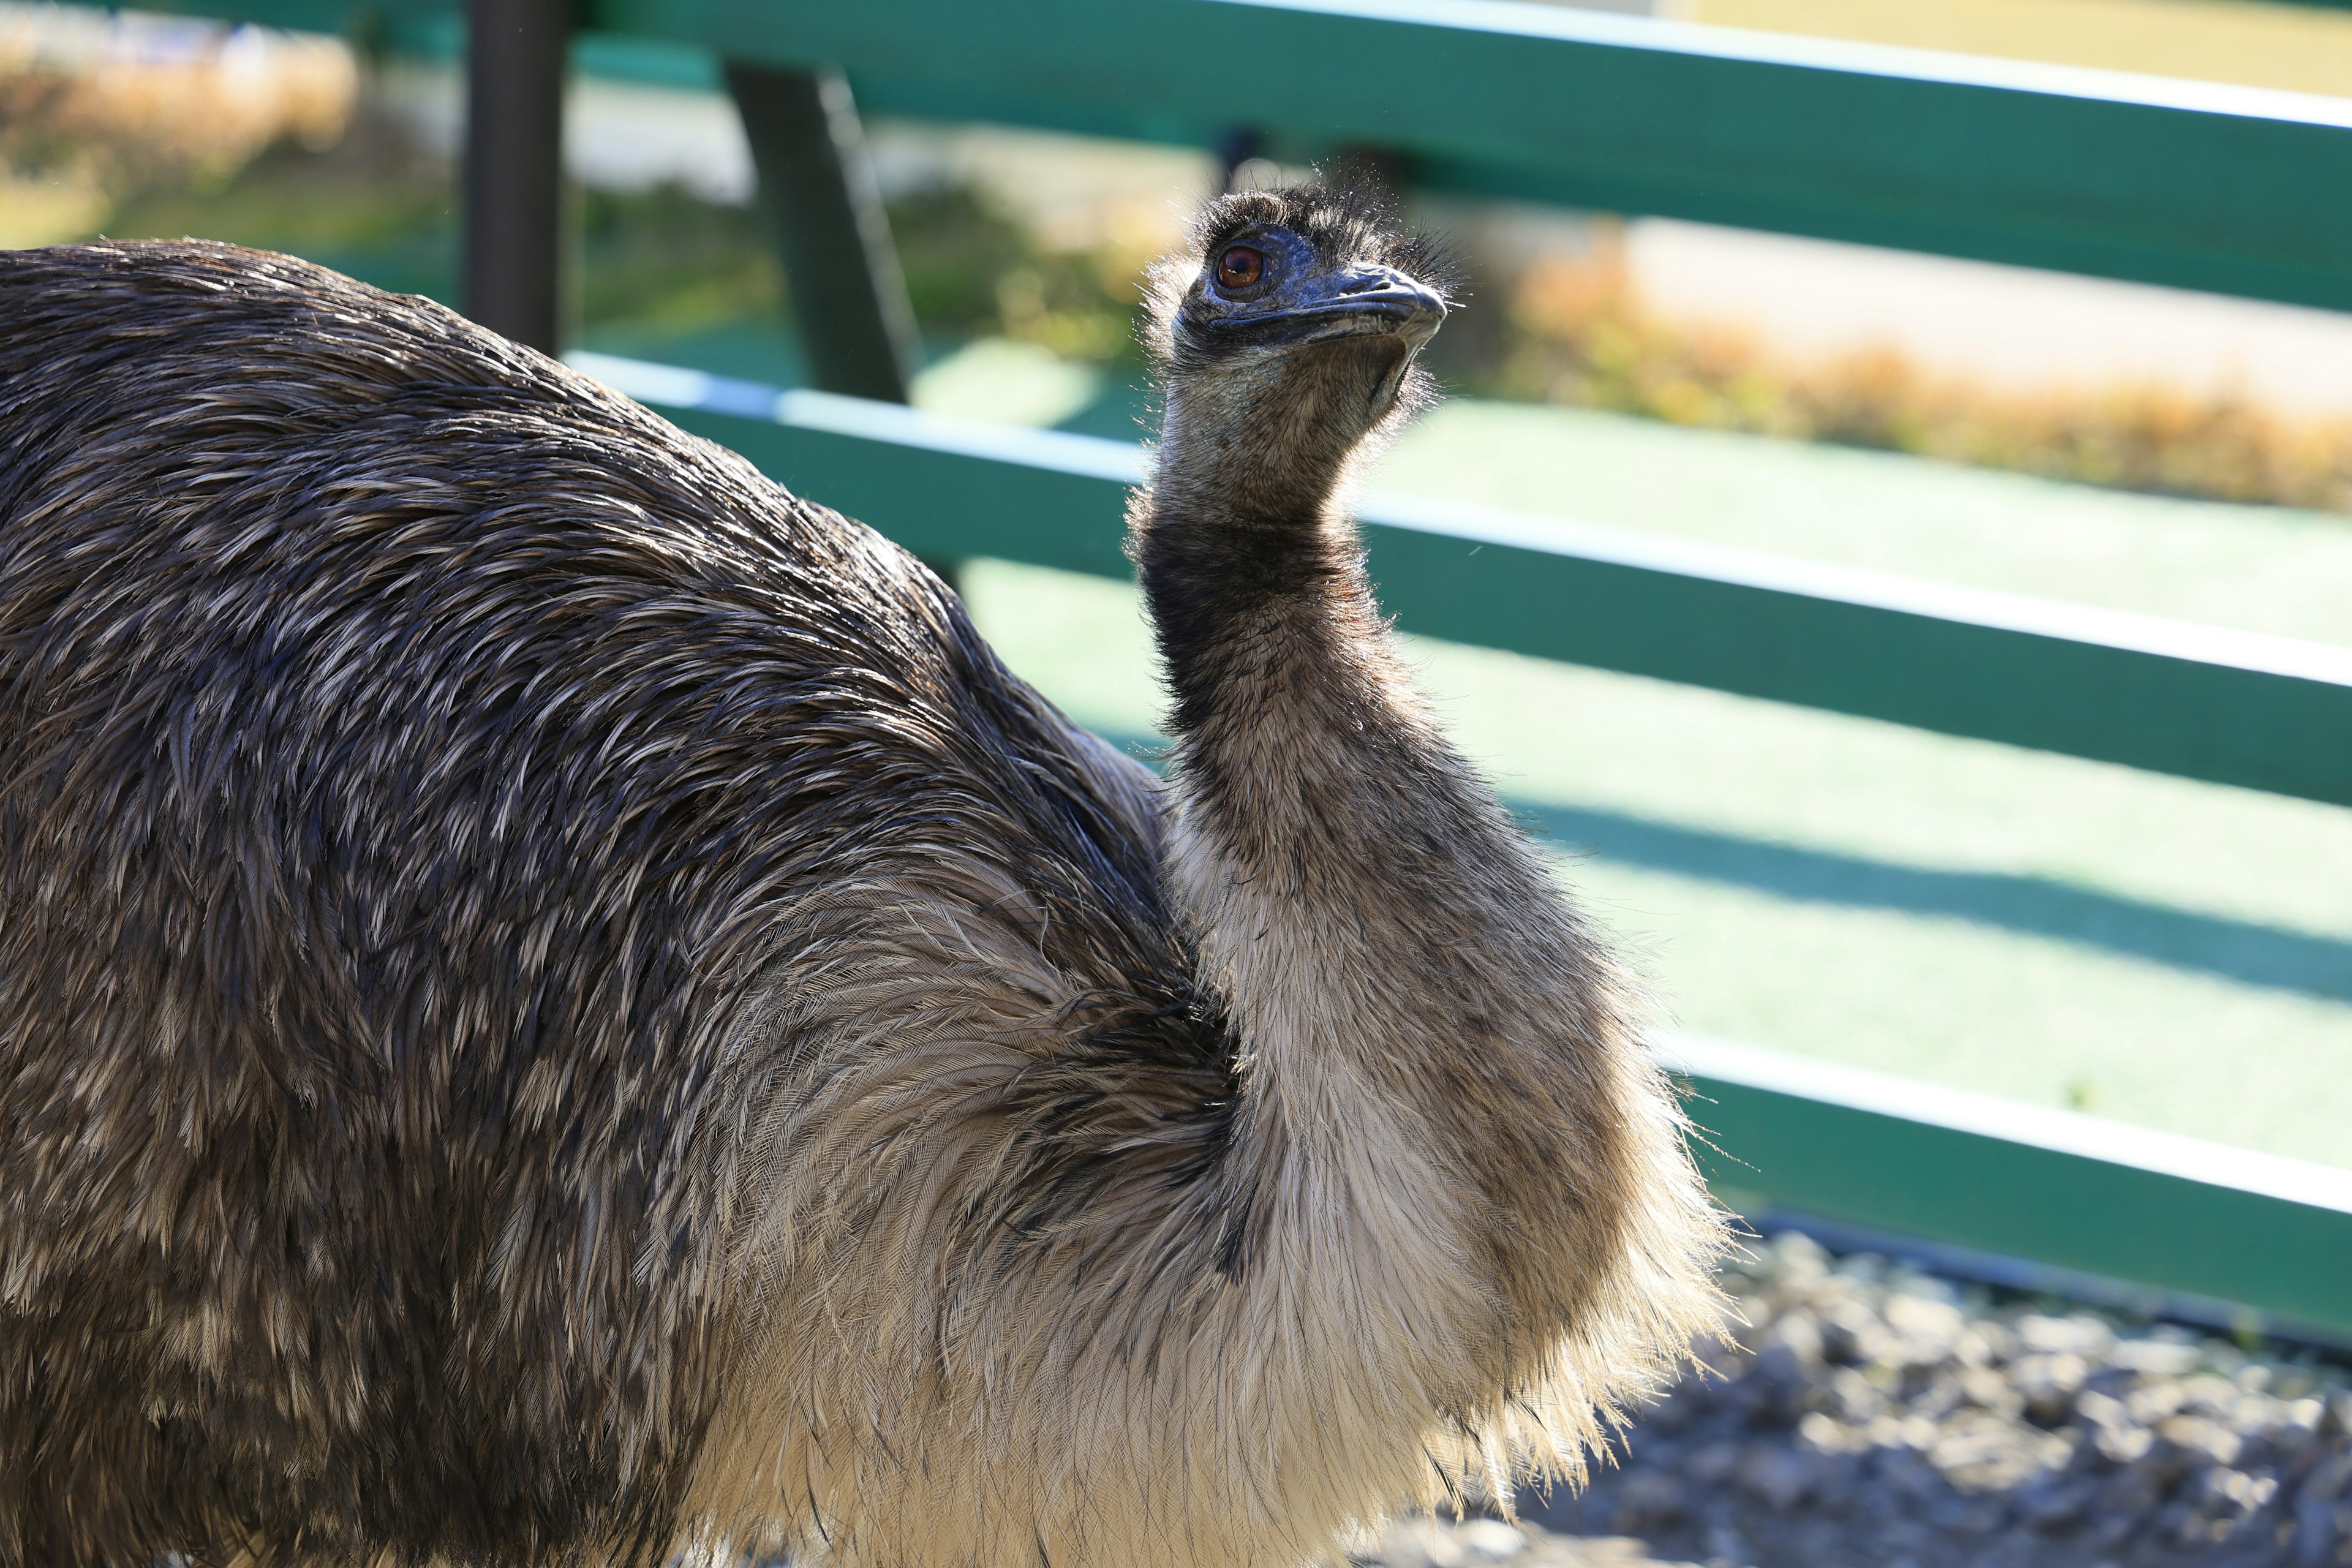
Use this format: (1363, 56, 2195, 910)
(1102, 729, 2352, 1006)
(1513, 799, 2352, 1006)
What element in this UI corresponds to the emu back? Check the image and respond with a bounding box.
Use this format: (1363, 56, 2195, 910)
(0, 242, 1201, 1567)
(0, 214, 1725, 1568)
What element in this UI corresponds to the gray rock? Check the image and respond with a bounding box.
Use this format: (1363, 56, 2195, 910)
(1733, 1446, 1822, 1511)
(1610, 1469, 1689, 1533)
(1491, 1226, 2352, 1568)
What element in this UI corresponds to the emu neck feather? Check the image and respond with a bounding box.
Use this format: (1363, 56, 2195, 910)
(1136, 378, 1619, 1294)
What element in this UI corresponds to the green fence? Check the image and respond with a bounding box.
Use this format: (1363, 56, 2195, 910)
(108, 0, 2352, 1334)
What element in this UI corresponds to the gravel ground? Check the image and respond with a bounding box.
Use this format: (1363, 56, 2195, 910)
(1358, 1232, 2352, 1568)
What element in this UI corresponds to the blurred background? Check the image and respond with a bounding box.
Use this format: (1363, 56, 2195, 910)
(4, 0, 2349, 1176)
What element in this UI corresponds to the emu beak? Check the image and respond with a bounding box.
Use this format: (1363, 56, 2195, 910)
(1213, 265, 1447, 350)
(1307, 265, 1447, 345)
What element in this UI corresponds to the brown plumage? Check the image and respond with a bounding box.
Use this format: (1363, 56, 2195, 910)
(0, 184, 1725, 1568)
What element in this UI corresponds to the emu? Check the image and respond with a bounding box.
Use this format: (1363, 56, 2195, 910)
(0, 185, 1725, 1568)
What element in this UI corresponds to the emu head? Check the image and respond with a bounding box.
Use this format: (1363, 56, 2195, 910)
(1145, 181, 1454, 508)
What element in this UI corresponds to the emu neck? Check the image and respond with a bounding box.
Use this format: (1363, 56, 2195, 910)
(1137, 377, 1390, 757)
(1134, 368, 1482, 1104)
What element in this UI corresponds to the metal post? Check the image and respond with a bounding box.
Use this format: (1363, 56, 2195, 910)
(724, 62, 919, 404)
(464, 0, 567, 353)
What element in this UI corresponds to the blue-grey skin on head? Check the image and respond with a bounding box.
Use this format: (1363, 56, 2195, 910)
(1155, 180, 1460, 392)
(1188, 222, 1447, 350)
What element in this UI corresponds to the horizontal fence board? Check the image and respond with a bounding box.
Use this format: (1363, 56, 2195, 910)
(100, 0, 2352, 311)
(1667, 1036, 2352, 1338)
(586, 0, 2352, 312)
(571, 356, 2352, 809)
(647, 379, 1146, 578)
(1358, 499, 2352, 808)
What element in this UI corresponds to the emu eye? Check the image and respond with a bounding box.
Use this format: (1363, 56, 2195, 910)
(1215, 245, 1266, 291)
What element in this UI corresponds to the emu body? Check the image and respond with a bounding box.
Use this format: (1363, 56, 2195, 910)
(0, 197, 1724, 1568)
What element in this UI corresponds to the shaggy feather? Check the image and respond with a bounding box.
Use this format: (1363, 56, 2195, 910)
(0, 200, 1724, 1568)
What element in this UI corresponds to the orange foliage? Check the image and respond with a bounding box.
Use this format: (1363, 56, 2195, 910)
(1495, 244, 2352, 514)
(0, 7, 354, 197)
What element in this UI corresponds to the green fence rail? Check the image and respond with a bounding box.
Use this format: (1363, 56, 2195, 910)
(628, 0, 2352, 314)
(146, 0, 2352, 312)
(1664, 1035, 2352, 1342)
(74, 0, 2352, 1330)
